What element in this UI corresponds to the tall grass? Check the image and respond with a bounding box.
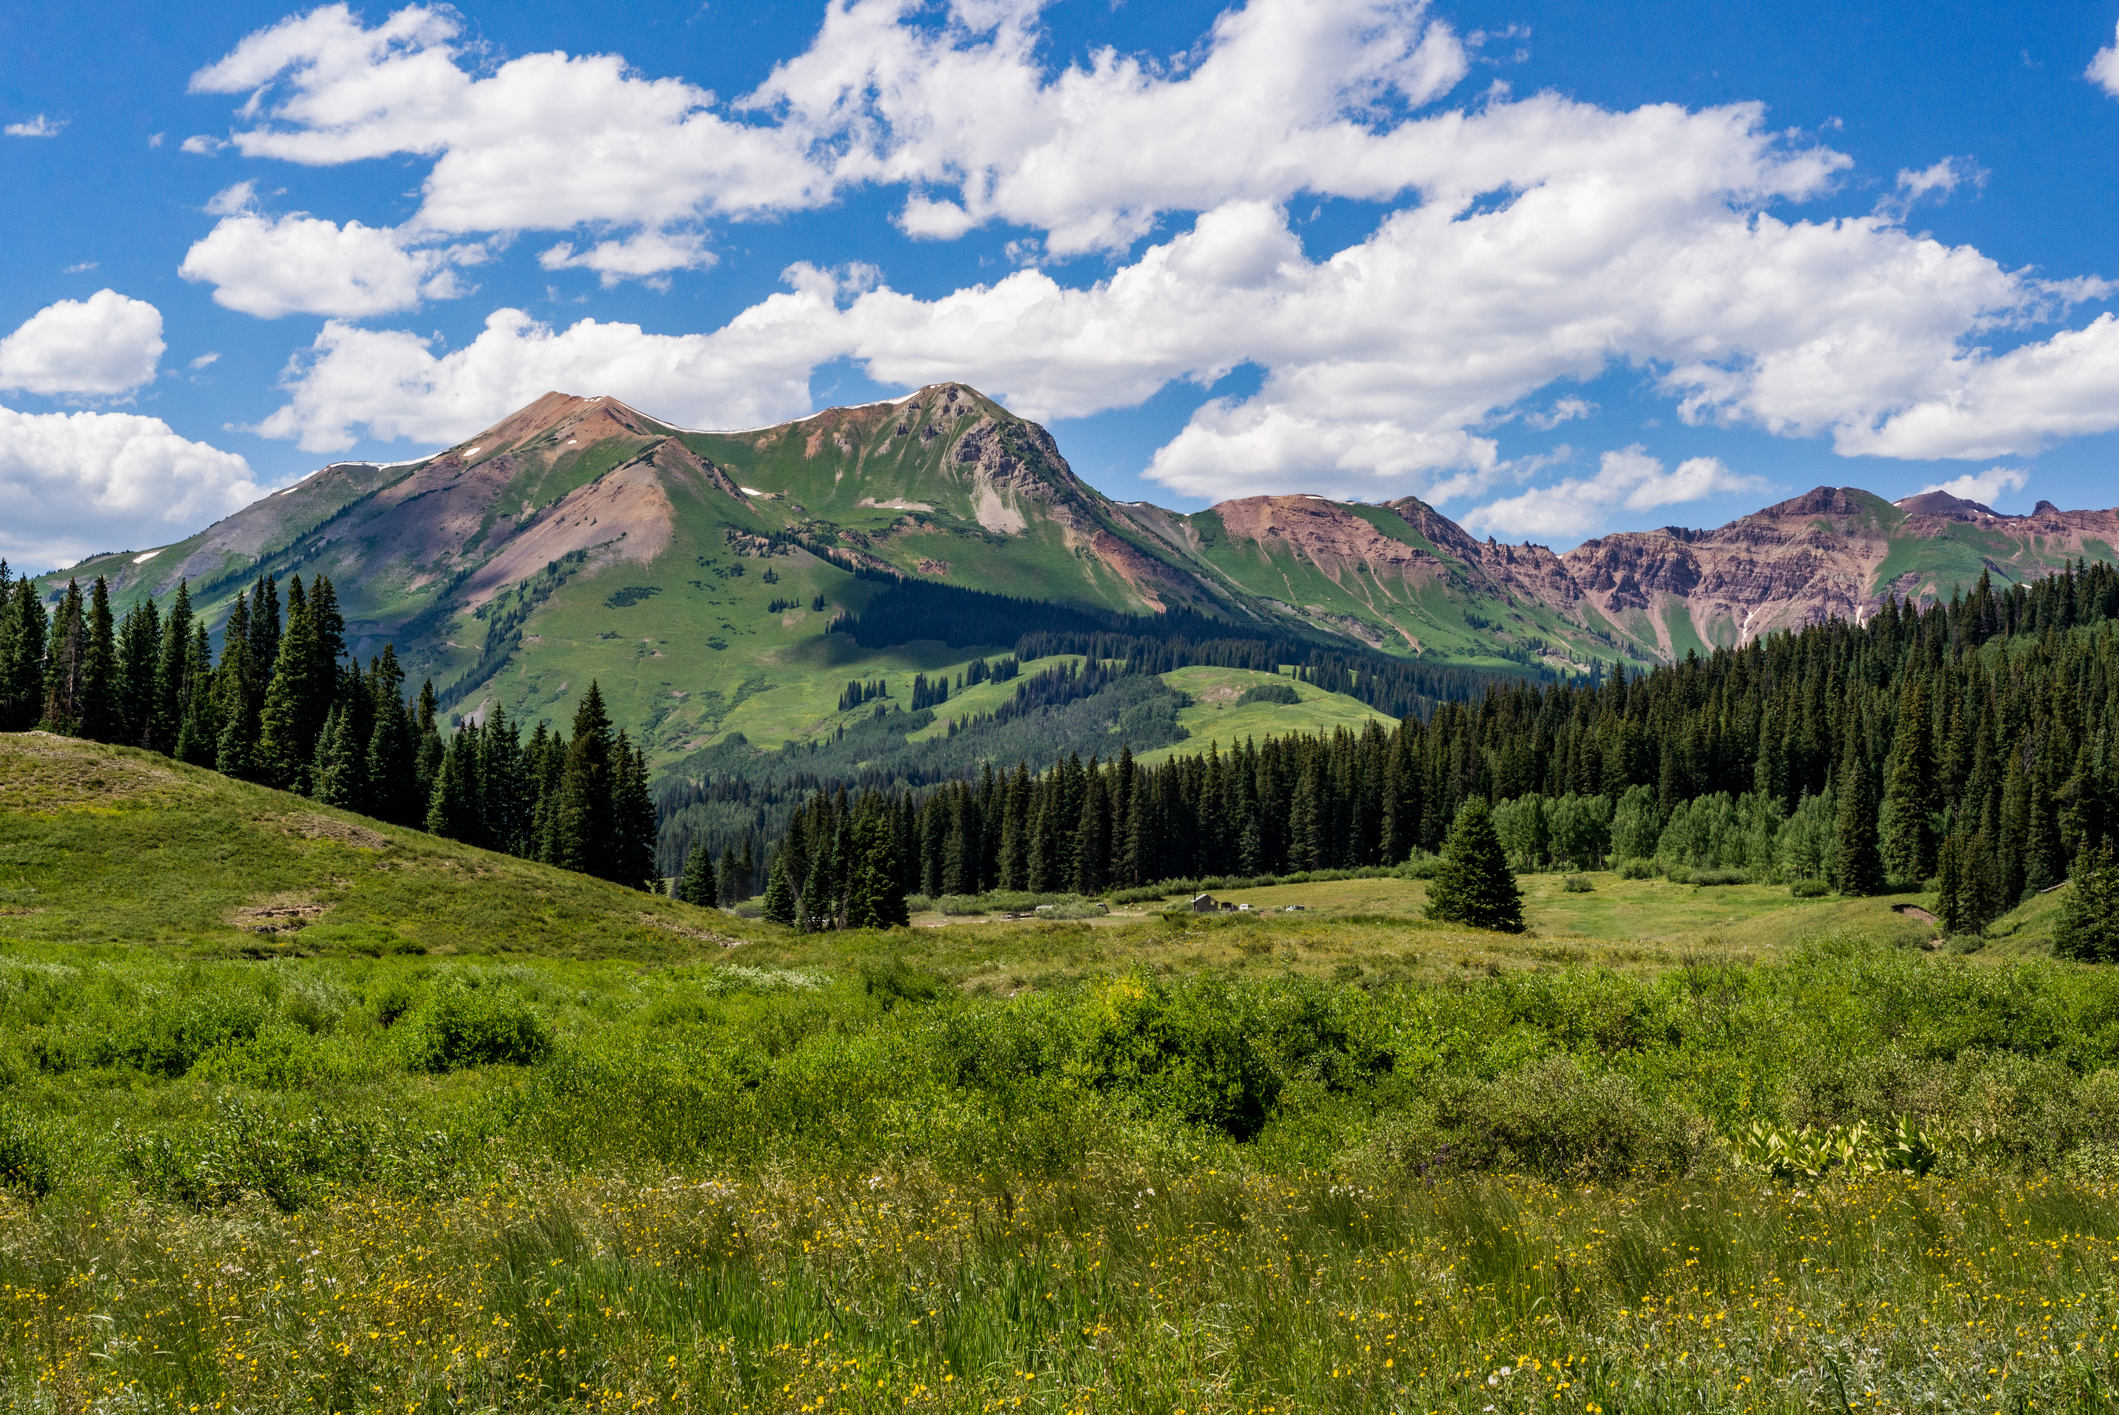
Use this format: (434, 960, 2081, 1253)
(10, 934, 2119, 1405)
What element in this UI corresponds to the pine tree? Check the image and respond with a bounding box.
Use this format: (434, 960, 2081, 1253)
(1426, 799, 1524, 933)
(799, 825, 836, 929)
(249, 575, 281, 690)
(148, 580, 195, 754)
(2024, 754, 2067, 895)
(2055, 842, 2119, 963)
(425, 728, 481, 842)
(1834, 739, 1886, 897)
(1999, 749, 2031, 903)
(844, 809, 911, 929)
(7, 578, 49, 731)
(174, 622, 219, 765)
(115, 598, 160, 746)
(677, 842, 719, 907)
(555, 682, 616, 880)
(314, 704, 365, 810)
(39, 580, 85, 734)
(1934, 831, 1966, 936)
(78, 576, 120, 743)
(761, 853, 798, 925)
(1882, 674, 1939, 882)
(256, 580, 322, 790)
(610, 735, 658, 890)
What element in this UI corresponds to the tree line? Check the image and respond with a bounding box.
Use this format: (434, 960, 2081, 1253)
(734, 562, 2119, 936)
(0, 563, 657, 891)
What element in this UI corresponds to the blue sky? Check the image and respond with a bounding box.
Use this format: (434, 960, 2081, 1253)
(6, 0, 2119, 573)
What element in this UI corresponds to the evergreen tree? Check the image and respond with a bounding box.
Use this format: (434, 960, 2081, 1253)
(425, 728, 481, 842)
(4, 577, 48, 731)
(148, 580, 195, 754)
(611, 735, 658, 890)
(676, 842, 719, 906)
(1834, 738, 1886, 897)
(2056, 842, 2119, 962)
(1934, 831, 1966, 936)
(800, 825, 837, 930)
(1882, 674, 1939, 882)
(114, 598, 160, 746)
(38, 580, 85, 734)
(2000, 748, 2031, 903)
(314, 704, 366, 810)
(249, 575, 281, 690)
(78, 577, 120, 743)
(1425, 799, 1524, 933)
(845, 808, 911, 929)
(2024, 755, 2068, 895)
(555, 682, 616, 880)
(256, 579, 323, 790)
(174, 623, 219, 765)
(761, 852, 798, 924)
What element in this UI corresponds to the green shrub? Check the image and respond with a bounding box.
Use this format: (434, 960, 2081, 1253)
(1375, 1056, 1703, 1180)
(1616, 858, 1656, 880)
(1663, 864, 1694, 884)
(416, 986, 554, 1071)
(0, 1104, 54, 1201)
(370, 978, 417, 1028)
(903, 894, 934, 914)
(1035, 901, 1108, 919)
(1790, 878, 1830, 898)
(860, 958, 945, 1010)
(1236, 681, 1301, 706)
(1395, 852, 1439, 880)
(1074, 975, 1281, 1140)
(1562, 874, 1594, 893)
(1691, 868, 1749, 886)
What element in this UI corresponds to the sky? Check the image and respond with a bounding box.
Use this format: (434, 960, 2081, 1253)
(6, 0, 2119, 575)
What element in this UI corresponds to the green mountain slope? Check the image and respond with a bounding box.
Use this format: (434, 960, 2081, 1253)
(33, 388, 2119, 776)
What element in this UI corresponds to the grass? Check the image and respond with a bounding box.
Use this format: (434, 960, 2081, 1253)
(1130, 666, 1394, 765)
(15, 732, 2119, 1410)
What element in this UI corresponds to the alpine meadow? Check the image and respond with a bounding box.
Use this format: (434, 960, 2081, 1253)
(19, 0, 2119, 1411)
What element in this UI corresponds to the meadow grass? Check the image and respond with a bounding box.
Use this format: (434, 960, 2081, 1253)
(12, 734, 2119, 1410)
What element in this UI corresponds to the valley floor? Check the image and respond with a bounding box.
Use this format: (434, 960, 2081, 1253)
(3, 734, 2115, 1411)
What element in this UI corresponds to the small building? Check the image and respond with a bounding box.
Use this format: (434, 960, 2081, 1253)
(1191, 893, 1218, 913)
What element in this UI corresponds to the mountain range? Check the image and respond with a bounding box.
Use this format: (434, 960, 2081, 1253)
(38, 384, 2119, 764)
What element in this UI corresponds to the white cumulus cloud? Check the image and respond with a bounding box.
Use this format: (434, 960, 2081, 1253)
(1916, 466, 2029, 506)
(4, 114, 64, 138)
(0, 291, 166, 398)
(1461, 446, 1766, 541)
(180, 208, 481, 317)
(0, 408, 263, 571)
(2090, 22, 2119, 97)
(213, 0, 2119, 507)
(254, 273, 853, 451)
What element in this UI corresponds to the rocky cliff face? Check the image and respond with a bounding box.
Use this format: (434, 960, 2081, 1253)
(1553, 487, 2119, 655)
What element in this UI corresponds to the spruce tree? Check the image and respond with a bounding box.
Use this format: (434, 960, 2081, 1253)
(2055, 842, 2119, 963)
(1882, 675, 1939, 882)
(8, 580, 50, 731)
(39, 580, 84, 734)
(115, 598, 160, 746)
(845, 809, 911, 929)
(677, 842, 719, 907)
(175, 623, 219, 766)
(610, 736, 658, 890)
(1934, 831, 1965, 936)
(148, 580, 195, 754)
(256, 581, 322, 790)
(555, 682, 616, 880)
(800, 826, 837, 930)
(78, 576, 120, 743)
(761, 853, 798, 924)
(314, 705, 365, 810)
(1834, 739, 1886, 897)
(425, 729, 480, 842)
(1425, 798, 1525, 933)
(2024, 755, 2067, 895)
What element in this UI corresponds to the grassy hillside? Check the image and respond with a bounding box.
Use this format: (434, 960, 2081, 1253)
(1132, 665, 1394, 765)
(0, 733, 729, 959)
